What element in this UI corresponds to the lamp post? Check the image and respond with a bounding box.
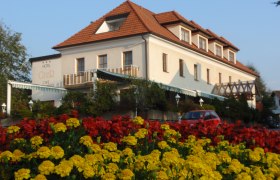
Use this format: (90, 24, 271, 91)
(1, 103, 6, 113)
(175, 94, 181, 107)
(175, 94, 181, 122)
(28, 100, 34, 112)
(134, 87, 139, 117)
(199, 98, 204, 107)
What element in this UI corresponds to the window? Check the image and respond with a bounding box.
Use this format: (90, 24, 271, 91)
(123, 51, 132, 66)
(219, 73, 222, 84)
(194, 64, 198, 81)
(199, 36, 207, 50)
(181, 28, 190, 43)
(98, 55, 107, 69)
(107, 18, 126, 31)
(76, 58, 85, 74)
(179, 59, 184, 77)
(229, 51, 235, 62)
(229, 76, 232, 83)
(207, 69, 210, 84)
(215, 44, 222, 57)
(163, 53, 168, 72)
(96, 13, 128, 34)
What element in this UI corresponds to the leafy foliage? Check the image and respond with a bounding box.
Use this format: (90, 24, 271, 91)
(0, 22, 31, 112)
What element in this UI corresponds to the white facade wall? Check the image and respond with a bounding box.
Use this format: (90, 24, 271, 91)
(31, 57, 64, 106)
(58, 36, 146, 78)
(147, 35, 256, 106)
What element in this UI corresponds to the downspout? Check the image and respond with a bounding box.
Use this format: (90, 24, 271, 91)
(141, 35, 148, 80)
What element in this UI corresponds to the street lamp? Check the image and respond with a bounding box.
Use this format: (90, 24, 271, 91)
(28, 100, 34, 111)
(1, 103, 6, 113)
(175, 93, 181, 107)
(134, 87, 139, 117)
(199, 98, 204, 107)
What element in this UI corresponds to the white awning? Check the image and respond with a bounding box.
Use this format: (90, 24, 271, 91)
(196, 90, 226, 101)
(8, 80, 67, 93)
(159, 83, 197, 97)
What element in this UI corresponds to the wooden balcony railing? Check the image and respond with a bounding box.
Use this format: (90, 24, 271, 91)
(63, 65, 139, 86)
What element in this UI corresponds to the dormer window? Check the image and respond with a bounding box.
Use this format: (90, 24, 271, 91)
(215, 44, 223, 57)
(229, 51, 235, 62)
(96, 13, 129, 34)
(181, 28, 190, 43)
(107, 18, 126, 31)
(199, 36, 207, 51)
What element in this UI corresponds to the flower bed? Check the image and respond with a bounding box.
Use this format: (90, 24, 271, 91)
(0, 115, 280, 179)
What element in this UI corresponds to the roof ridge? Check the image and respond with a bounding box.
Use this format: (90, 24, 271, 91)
(126, 1, 152, 32)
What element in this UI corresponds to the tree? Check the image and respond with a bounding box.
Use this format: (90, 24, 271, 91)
(275, 1, 280, 6)
(247, 64, 274, 120)
(0, 23, 31, 108)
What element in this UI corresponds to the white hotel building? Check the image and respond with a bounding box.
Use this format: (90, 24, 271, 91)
(30, 1, 258, 107)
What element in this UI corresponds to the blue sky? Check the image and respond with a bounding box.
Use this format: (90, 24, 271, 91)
(1, 0, 279, 90)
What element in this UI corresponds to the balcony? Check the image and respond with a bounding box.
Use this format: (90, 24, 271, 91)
(63, 65, 139, 88)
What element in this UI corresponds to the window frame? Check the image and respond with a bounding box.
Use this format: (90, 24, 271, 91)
(194, 64, 198, 81)
(76, 57, 85, 75)
(215, 43, 223, 57)
(179, 59, 184, 77)
(229, 50, 235, 62)
(98, 54, 107, 69)
(123, 51, 133, 67)
(219, 73, 222, 84)
(207, 68, 210, 84)
(180, 28, 190, 43)
(163, 53, 168, 72)
(198, 36, 207, 51)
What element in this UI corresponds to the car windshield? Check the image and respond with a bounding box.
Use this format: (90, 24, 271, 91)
(182, 111, 204, 120)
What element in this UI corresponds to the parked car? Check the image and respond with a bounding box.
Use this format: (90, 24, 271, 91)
(180, 110, 221, 126)
(266, 116, 280, 129)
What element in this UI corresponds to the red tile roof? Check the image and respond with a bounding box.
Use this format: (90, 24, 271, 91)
(53, 1, 257, 77)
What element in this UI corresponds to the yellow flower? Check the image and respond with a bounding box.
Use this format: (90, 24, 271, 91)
(55, 160, 73, 177)
(106, 163, 119, 173)
(33, 174, 47, 180)
(103, 142, 117, 152)
(134, 128, 148, 139)
(37, 146, 51, 159)
(132, 116, 144, 125)
(66, 118, 80, 128)
(89, 143, 101, 153)
(110, 152, 120, 163)
(53, 122, 67, 133)
(236, 172, 252, 180)
(121, 148, 134, 157)
(102, 173, 116, 180)
(12, 149, 25, 162)
(163, 129, 178, 138)
(157, 171, 169, 180)
(217, 151, 231, 164)
(118, 169, 134, 180)
(85, 154, 104, 166)
(38, 160, 55, 175)
(80, 135, 93, 147)
(30, 136, 43, 148)
(0, 150, 14, 162)
(161, 124, 170, 130)
(70, 155, 85, 172)
(121, 135, 137, 146)
(7, 125, 20, 134)
(14, 168, 30, 180)
(158, 141, 170, 150)
(83, 163, 95, 178)
(50, 146, 64, 159)
(223, 159, 244, 174)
